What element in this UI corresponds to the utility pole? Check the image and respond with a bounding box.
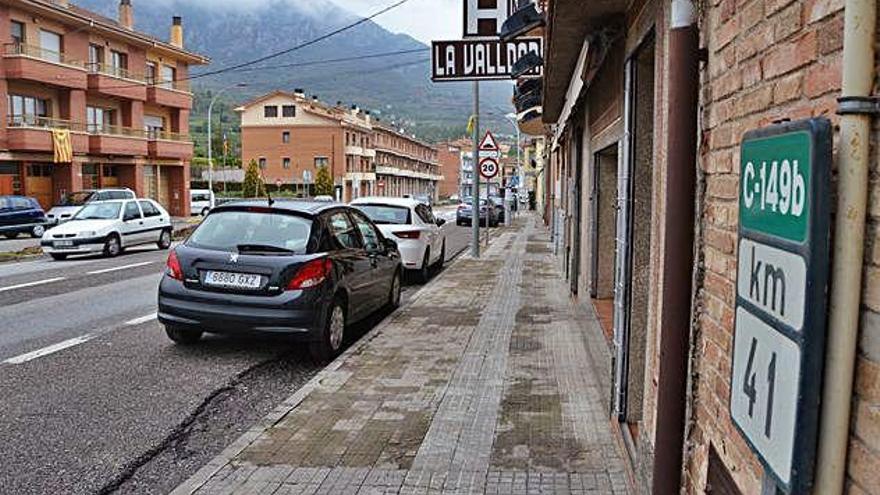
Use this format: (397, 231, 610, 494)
(471, 81, 480, 258)
(207, 82, 247, 208)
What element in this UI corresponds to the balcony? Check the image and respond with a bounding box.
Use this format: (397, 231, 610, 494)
(88, 125, 148, 156)
(3, 43, 87, 89)
(6, 116, 88, 153)
(87, 64, 147, 101)
(148, 130, 194, 160)
(146, 81, 193, 109)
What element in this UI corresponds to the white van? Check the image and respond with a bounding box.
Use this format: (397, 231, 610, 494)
(190, 189, 215, 216)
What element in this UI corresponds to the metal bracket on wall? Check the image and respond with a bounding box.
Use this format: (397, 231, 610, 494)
(837, 96, 880, 115)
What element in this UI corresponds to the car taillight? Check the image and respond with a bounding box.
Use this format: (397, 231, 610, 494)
(287, 258, 332, 290)
(166, 250, 184, 281)
(394, 230, 421, 239)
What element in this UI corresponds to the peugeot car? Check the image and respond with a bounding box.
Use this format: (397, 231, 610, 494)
(158, 200, 402, 361)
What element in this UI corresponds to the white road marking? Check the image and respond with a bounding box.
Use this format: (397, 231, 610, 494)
(0, 277, 66, 293)
(3, 335, 94, 364)
(125, 313, 157, 326)
(87, 261, 153, 275)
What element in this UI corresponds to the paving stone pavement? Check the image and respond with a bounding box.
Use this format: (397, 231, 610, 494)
(175, 216, 630, 495)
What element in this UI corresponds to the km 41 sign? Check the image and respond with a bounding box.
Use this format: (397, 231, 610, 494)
(730, 118, 831, 494)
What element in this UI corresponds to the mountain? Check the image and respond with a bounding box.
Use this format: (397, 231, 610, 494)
(71, 0, 515, 141)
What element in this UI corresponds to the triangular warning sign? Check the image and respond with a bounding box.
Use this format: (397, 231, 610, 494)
(479, 131, 499, 151)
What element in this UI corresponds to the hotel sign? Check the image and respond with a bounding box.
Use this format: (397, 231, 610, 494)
(729, 118, 831, 494)
(463, 0, 516, 37)
(431, 37, 543, 81)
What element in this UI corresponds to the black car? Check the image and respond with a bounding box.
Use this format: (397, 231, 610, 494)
(0, 195, 48, 239)
(158, 200, 402, 361)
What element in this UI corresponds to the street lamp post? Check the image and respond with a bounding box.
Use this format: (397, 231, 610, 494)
(207, 82, 247, 207)
(504, 113, 522, 224)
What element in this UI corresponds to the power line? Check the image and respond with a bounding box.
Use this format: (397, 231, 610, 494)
(230, 48, 430, 74)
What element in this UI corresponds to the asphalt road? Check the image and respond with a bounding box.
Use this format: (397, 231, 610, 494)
(0, 215, 473, 495)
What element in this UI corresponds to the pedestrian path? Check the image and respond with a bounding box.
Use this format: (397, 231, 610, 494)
(174, 215, 630, 495)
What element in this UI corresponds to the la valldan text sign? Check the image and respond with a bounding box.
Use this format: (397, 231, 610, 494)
(729, 118, 831, 494)
(431, 38, 543, 81)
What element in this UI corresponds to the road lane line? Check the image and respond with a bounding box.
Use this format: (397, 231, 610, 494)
(87, 261, 153, 275)
(125, 313, 157, 326)
(0, 277, 66, 293)
(3, 335, 94, 364)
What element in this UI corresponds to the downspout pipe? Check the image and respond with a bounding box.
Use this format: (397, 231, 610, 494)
(815, 0, 877, 492)
(652, 0, 699, 493)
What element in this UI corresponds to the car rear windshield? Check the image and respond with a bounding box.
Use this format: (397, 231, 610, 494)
(188, 210, 313, 254)
(74, 202, 121, 220)
(354, 204, 411, 225)
(59, 192, 94, 206)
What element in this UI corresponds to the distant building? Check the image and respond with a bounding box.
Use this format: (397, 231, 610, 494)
(237, 90, 441, 202)
(435, 140, 464, 199)
(0, 0, 209, 215)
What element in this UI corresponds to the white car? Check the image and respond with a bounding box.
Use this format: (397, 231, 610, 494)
(191, 189, 215, 216)
(351, 197, 446, 283)
(42, 199, 172, 261)
(46, 188, 136, 226)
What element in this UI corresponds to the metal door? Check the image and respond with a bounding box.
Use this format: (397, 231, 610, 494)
(611, 59, 635, 419)
(570, 126, 583, 295)
(589, 152, 600, 298)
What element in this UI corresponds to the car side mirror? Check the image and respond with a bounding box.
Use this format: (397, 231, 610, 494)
(383, 238, 398, 252)
(436, 218, 446, 227)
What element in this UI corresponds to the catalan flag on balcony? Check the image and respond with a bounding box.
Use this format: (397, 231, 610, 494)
(52, 129, 73, 163)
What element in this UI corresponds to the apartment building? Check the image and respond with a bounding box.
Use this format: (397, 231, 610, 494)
(510, 0, 880, 493)
(435, 140, 461, 199)
(0, 0, 208, 215)
(238, 90, 442, 202)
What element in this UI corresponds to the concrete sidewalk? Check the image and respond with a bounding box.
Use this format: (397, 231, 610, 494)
(175, 216, 630, 495)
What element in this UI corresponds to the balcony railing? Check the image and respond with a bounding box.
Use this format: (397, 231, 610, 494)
(7, 115, 86, 132)
(147, 129, 190, 142)
(4, 43, 84, 68)
(87, 124, 148, 138)
(87, 63, 145, 82)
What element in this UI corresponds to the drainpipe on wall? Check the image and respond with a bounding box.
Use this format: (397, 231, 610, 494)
(652, 0, 699, 492)
(814, 0, 877, 492)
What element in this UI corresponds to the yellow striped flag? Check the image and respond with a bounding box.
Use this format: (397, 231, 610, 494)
(52, 129, 73, 163)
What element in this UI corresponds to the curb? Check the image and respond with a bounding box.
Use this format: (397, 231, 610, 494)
(170, 234, 496, 495)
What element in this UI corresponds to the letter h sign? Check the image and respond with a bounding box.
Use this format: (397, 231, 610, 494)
(464, 0, 514, 37)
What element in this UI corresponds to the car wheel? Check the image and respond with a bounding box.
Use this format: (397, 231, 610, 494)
(434, 240, 446, 269)
(31, 225, 45, 238)
(417, 249, 430, 284)
(310, 301, 346, 362)
(201, 207, 210, 217)
(387, 270, 402, 310)
(157, 229, 172, 250)
(103, 234, 121, 258)
(165, 325, 203, 345)
(50, 253, 67, 261)
(3, 232, 18, 239)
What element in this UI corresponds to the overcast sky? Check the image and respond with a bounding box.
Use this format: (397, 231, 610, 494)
(331, 0, 461, 43)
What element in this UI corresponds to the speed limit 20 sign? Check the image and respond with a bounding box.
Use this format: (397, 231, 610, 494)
(730, 118, 831, 494)
(479, 157, 499, 179)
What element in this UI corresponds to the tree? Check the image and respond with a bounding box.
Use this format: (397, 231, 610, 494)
(242, 159, 265, 198)
(314, 165, 334, 197)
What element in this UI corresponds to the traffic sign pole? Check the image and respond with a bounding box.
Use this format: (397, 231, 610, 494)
(471, 81, 480, 258)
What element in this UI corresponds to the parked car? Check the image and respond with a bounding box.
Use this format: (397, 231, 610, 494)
(157, 200, 402, 361)
(41, 199, 172, 260)
(313, 195, 335, 202)
(191, 189, 215, 216)
(456, 198, 498, 227)
(351, 197, 446, 283)
(0, 195, 48, 239)
(46, 188, 136, 226)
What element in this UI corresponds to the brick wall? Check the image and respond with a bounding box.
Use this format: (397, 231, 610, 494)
(436, 143, 461, 199)
(241, 126, 344, 185)
(685, 0, 854, 492)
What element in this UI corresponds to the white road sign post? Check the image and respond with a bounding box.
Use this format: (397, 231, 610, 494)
(730, 118, 832, 494)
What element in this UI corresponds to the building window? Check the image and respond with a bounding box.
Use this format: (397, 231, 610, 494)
(10, 21, 24, 46)
(282, 131, 290, 143)
(88, 44, 104, 72)
(259, 158, 267, 169)
(282, 105, 296, 118)
(283, 157, 291, 169)
(264, 106, 278, 118)
(161, 65, 176, 89)
(110, 50, 128, 77)
(314, 157, 329, 168)
(39, 29, 62, 62)
(87, 106, 114, 133)
(145, 62, 157, 85)
(144, 115, 165, 139)
(8, 94, 49, 126)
